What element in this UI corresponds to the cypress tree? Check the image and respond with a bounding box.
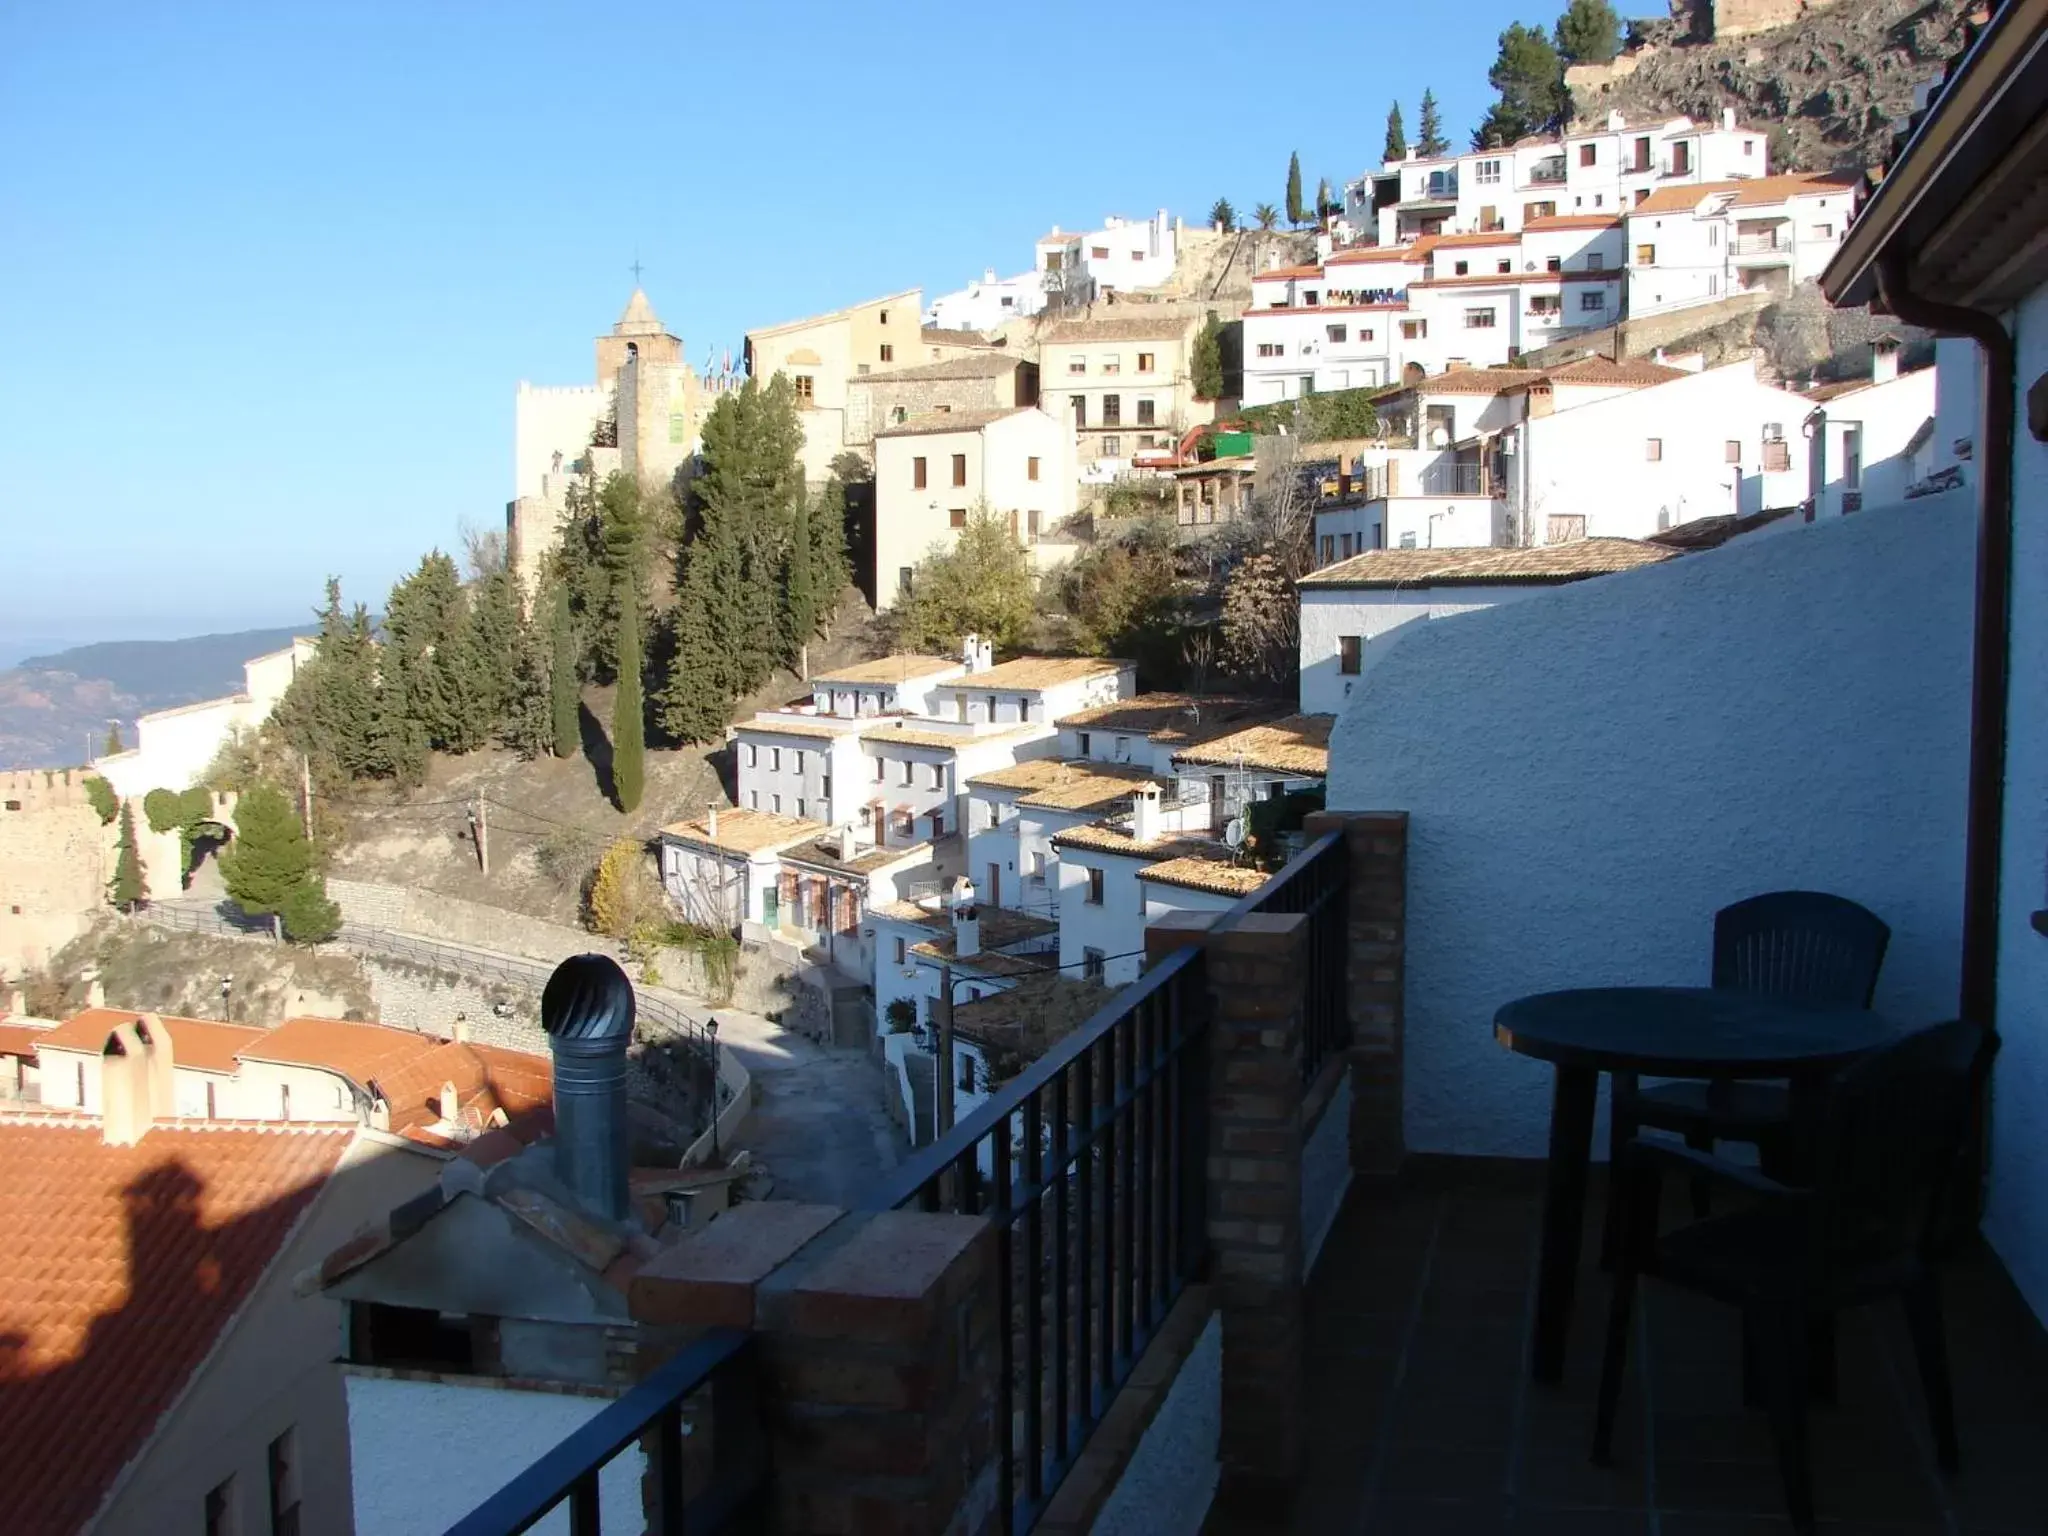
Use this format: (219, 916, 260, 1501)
(1315, 175, 1333, 219)
(548, 580, 580, 759)
(659, 515, 745, 745)
(1384, 100, 1407, 162)
(1418, 89, 1449, 157)
(468, 566, 523, 734)
(612, 587, 645, 813)
(110, 800, 147, 911)
(1285, 151, 1305, 226)
(103, 722, 124, 755)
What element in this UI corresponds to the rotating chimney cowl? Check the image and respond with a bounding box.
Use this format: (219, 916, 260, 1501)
(540, 954, 638, 1221)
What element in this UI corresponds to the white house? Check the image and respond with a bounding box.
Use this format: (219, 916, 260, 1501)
(658, 806, 825, 935)
(1035, 212, 1180, 302)
(1167, 716, 1333, 837)
(766, 829, 936, 981)
(93, 638, 314, 800)
(872, 406, 1079, 608)
(926, 268, 1046, 332)
(1625, 174, 1856, 318)
(1053, 693, 1287, 777)
(965, 758, 1190, 919)
(1800, 339, 1939, 518)
(1296, 541, 1678, 715)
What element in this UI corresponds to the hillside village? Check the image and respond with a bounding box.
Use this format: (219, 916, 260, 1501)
(8, 0, 2048, 1531)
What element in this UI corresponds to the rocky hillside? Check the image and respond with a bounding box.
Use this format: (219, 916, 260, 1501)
(1569, 0, 1978, 179)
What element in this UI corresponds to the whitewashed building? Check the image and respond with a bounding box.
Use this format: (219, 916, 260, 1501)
(872, 406, 1079, 608)
(1035, 212, 1180, 302)
(926, 268, 1046, 332)
(659, 807, 825, 935)
(1625, 174, 1857, 317)
(1297, 541, 1678, 715)
(1799, 340, 1940, 518)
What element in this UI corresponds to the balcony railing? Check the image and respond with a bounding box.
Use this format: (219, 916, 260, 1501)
(1526, 160, 1566, 184)
(1734, 232, 1791, 255)
(443, 1328, 763, 1536)
(1221, 830, 1348, 1084)
(1421, 461, 1489, 496)
(865, 948, 1211, 1533)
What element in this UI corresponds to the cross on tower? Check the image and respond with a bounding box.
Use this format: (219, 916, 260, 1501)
(629, 257, 644, 286)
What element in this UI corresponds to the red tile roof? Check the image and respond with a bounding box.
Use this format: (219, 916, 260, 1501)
(373, 1040, 554, 1146)
(0, 1023, 50, 1059)
(1254, 263, 1323, 281)
(1425, 230, 1521, 248)
(236, 1016, 439, 1088)
(1522, 214, 1624, 232)
(0, 1118, 352, 1535)
(37, 1010, 267, 1075)
(1629, 173, 1853, 217)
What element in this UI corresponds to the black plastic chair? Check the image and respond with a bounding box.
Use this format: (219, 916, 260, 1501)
(1592, 1019, 1998, 1532)
(1604, 892, 1891, 1257)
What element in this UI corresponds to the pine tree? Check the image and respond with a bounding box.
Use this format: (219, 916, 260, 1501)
(103, 722, 124, 755)
(1209, 197, 1237, 231)
(892, 507, 1037, 653)
(1384, 100, 1407, 162)
(1285, 151, 1305, 226)
(501, 596, 553, 759)
(1477, 23, 1567, 147)
(278, 878, 341, 943)
(275, 578, 383, 784)
(1192, 313, 1226, 400)
(1554, 0, 1621, 65)
(380, 552, 473, 759)
(1418, 89, 1449, 157)
(110, 800, 147, 911)
(612, 586, 645, 814)
(219, 784, 315, 922)
(659, 512, 745, 745)
(467, 566, 524, 737)
(548, 580, 580, 759)
(1315, 175, 1333, 219)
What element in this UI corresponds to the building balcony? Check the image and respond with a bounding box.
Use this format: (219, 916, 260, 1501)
(1524, 160, 1568, 185)
(1734, 232, 1794, 258)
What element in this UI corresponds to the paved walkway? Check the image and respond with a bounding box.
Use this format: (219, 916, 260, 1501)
(706, 1006, 905, 1207)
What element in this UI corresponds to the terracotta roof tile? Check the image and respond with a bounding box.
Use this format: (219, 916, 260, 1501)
(1404, 366, 1548, 396)
(660, 807, 826, 855)
(874, 406, 1034, 438)
(1426, 230, 1522, 249)
(1522, 214, 1624, 232)
(0, 1022, 51, 1059)
(811, 654, 962, 686)
(37, 1009, 266, 1075)
(1051, 826, 1230, 860)
(372, 1040, 553, 1141)
(1135, 856, 1274, 896)
(1530, 356, 1691, 389)
(1325, 242, 1431, 266)
(1170, 715, 1335, 776)
(953, 976, 1107, 1062)
(1055, 693, 1284, 741)
(781, 837, 933, 876)
(0, 1118, 352, 1535)
(1253, 263, 1323, 281)
(920, 326, 995, 348)
(732, 716, 856, 741)
(968, 758, 1158, 812)
(1041, 315, 1194, 345)
(1300, 538, 1676, 589)
(237, 1016, 437, 1088)
(1629, 173, 1854, 218)
(932, 656, 1130, 692)
(858, 721, 1042, 752)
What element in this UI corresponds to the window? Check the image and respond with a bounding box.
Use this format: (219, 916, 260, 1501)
(1707, 224, 1721, 247)
(1635, 244, 1656, 265)
(1400, 319, 1428, 340)
(950, 453, 966, 487)
(1813, 222, 1834, 239)
(1547, 514, 1587, 542)
(749, 791, 759, 808)
(1632, 136, 1651, 173)
(1529, 294, 1562, 317)
(857, 363, 870, 376)
(795, 797, 807, 819)
(1137, 351, 1155, 372)
(891, 406, 907, 424)
(1454, 259, 1469, 276)
(1027, 455, 1040, 481)
(1070, 394, 1086, 426)
(280, 1083, 291, 1120)
(1645, 438, 1663, 461)
(1340, 533, 1355, 557)
(1101, 436, 1121, 457)
(1086, 868, 1105, 905)
(893, 936, 906, 965)
(206, 1478, 237, 1536)
(1100, 354, 1121, 375)
(1091, 245, 1110, 259)
(1068, 356, 1086, 374)
(1763, 436, 1791, 473)
(1326, 324, 1347, 344)
(1585, 252, 1605, 270)
(792, 750, 805, 775)
(769, 746, 782, 771)
(1546, 255, 1562, 272)
(1136, 398, 1156, 425)
(1594, 193, 1605, 208)
(1497, 260, 1512, 274)
(1579, 143, 1597, 166)
(268, 1428, 301, 1536)
(1634, 188, 1650, 206)
(880, 344, 894, 362)
(1475, 158, 1501, 185)
(1398, 531, 1417, 549)
(879, 309, 890, 324)
(928, 762, 945, 790)
(1257, 342, 1285, 358)
(1302, 289, 1320, 307)
(743, 742, 757, 767)
(899, 566, 914, 596)
(899, 760, 914, 785)
(793, 375, 815, 403)
(1725, 440, 1742, 463)
(1744, 138, 1755, 156)
(1671, 141, 1691, 175)
(1465, 308, 1497, 329)
(912, 456, 927, 489)
(1361, 327, 1375, 342)
(771, 794, 782, 814)
(1320, 534, 1335, 564)
(1083, 947, 1106, 982)
(946, 506, 967, 530)
(1579, 291, 1607, 312)
(1101, 395, 1121, 426)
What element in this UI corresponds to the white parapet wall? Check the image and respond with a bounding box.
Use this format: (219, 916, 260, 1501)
(1325, 489, 1976, 1157)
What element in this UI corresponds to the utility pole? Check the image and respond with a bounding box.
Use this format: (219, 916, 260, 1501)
(935, 962, 956, 1140)
(299, 752, 314, 839)
(468, 799, 489, 876)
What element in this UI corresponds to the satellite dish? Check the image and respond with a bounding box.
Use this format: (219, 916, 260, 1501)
(1223, 818, 1247, 848)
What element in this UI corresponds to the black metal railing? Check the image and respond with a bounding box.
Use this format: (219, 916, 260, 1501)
(1223, 830, 1349, 1085)
(443, 1328, 762, 1536)
(864, 947, 1212, 1534)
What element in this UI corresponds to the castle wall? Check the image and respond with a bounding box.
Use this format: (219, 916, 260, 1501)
(512, 382, 607, 506)
(0, 770, 110, 976)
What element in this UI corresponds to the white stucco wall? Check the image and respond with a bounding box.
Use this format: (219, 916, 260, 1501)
(1807, 365, 1939, 518)
(345, 1374, 644, 1536)
(514, 383, 608, 503)
(1299, 583, 1543, 717)
(1327, 491, 1975, 1156)
(1987, 282, 2048, 1326)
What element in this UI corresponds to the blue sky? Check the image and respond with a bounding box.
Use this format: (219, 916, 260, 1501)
(0, 0, 1582, 657)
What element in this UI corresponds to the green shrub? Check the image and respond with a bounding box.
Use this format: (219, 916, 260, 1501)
(83, 776, 119, 825)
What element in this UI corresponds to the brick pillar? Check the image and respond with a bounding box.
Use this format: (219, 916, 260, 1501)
(630, 1201, 1000, 1536)
(1145, 908, 1309, 1510)
(1305, 809, 1408, 1178)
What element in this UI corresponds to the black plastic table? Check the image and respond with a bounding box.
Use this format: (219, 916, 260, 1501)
(1494, 986, 1900, 1383)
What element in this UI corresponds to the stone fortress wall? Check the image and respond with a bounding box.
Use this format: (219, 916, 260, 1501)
(0, 770, 110, 976)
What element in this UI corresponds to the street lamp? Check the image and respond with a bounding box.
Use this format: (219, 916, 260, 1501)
(705, 1018, 722, 1167)
(220, 974, 233, 1022)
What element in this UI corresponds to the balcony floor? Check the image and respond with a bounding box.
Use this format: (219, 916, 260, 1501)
(1271, 1159, 2048, 1534)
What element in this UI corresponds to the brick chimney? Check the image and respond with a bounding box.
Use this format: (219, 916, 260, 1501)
(101, 1021, 152, 1147)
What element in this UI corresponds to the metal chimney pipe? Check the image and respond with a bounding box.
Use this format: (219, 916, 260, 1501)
(540, 954, 637, 1221)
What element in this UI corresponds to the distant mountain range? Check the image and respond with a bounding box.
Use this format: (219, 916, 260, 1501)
(0, 626, 308, 772)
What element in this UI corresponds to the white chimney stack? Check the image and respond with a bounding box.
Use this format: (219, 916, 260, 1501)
(5, 988, 23, 1018)
(452, 1016, 470, 1044)
(953, 884, 981, 959)
(962, 632, 981, 672)
(977, 638, 994, 673)
(438, 1081, 461, 1123)
(838, 823, 859, 861)
(1723, 107, 1736, 130)
(1131, 783, 1163, 845)
(706, 802, 720, 838)
(1872, 337, 1901, 384)
(87, 976, 105, 1009)
(1608, 110, 1625, 130)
